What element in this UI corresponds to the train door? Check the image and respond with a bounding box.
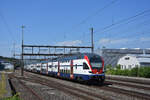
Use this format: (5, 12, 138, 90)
(51, 61, 54, 72)
(46, 63, 48, 74)
(40, 63, 42, 74)
(70, 60, 74, 79)
(57, 61, 60, 77)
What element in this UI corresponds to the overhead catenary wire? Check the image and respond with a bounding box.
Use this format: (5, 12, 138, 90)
(0, 10, 16, 57)
(94, 9, 150, 34)
(96, 14, 150, 39)
(74, 0, 118, 28)
(92, 29, 150, 49)
(0, 10, 15, 42)
(83, 16, 150, 45)
(94, 29, 150, 43)
(97, 13, 150, 35)
(114, 17, 150, 37)
(63, 0, 118, 41)
(93, 25, 150, 45)
(71, 3, 150, 49)
(64, 9, 150, 48)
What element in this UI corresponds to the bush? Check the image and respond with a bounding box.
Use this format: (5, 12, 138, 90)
(138, 67, 150, 78)
(106, 65, 150, 78)
(121, 69, 130, 76)
(114, 69, 122, 75)
(130, 67, 138, 77)
(3, 93, 21, 100)
(105, 65, 113, 75)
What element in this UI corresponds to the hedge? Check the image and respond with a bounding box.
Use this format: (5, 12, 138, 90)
(106, 65, 150, 78)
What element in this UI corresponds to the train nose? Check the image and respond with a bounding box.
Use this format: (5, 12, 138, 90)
(93, 69, 98, 74)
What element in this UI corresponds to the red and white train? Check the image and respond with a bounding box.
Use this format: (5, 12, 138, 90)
(25, 53, 105, 83)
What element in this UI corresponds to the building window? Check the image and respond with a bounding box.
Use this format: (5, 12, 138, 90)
(121, 65, 123, 69)
(128, 65, 131, 69)
(124, 65, 126, 69)
(125, 57, 130, 60)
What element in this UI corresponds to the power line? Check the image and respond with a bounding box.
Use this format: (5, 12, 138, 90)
(96, 15, 150, 40)
(114, 18, 150, 37)
(98, 13, 150, 35)
(94, 9, 150, 33)
(93, 28, 150, 46)
(83, 17, 150, 45)
(64, 0, 118, 40)
(74, 0, 118, 28)
(88, 11, 150, 47)
(0, 10, 15, 42)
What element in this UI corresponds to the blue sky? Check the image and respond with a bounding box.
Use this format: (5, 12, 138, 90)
(0, 0, 150, 57)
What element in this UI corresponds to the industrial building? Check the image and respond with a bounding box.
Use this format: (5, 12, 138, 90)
(95, 48, 150, 67)
(117, 54, 150, 69)
(0, 60, 14, 70)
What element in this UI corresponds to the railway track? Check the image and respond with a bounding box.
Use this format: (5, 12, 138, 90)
(106, 75, 150, 85)
(25, 71, 150, 100)
(9, 74, 44, 100)
(105, 80, 150, 90)
(10, 71, 150, 100)
(92, 84, 150, 100)
(23, 72, 111, 100)
(100, 76, 150, 100)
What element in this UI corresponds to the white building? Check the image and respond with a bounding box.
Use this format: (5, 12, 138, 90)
(95, 48, 150, 67)
(2, 62, 14, 70)
(117, 54, 150, 70)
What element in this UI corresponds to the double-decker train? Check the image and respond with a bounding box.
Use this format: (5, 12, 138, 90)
(25, 53, 105, 83)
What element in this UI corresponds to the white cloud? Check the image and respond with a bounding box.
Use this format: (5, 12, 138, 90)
(140, 37, 150, 42)
(56, 40, 82, 46)
(99, 38, 110, 44)
(99, 38, 129, 44)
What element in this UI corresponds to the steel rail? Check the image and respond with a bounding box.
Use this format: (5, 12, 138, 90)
(93, 85, 150, 100)
(9, 75, 44, 100)
(105, 80, 150, 90)
(24, 72, 111, 100)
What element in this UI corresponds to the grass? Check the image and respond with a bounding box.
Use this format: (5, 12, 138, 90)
(4, 70, 13, 72)
(3, 93, 21, 100)
(0, 72, 7, 98)
(0, 72, 21, 100)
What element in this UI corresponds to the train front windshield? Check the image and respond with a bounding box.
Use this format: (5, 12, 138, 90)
(90, 56, 103, 70)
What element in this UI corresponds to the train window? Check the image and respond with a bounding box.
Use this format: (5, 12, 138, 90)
(90, 56, 102, 70)
(49, 65, 52, 68)
(37, 66, 40, 68)
(64, 69, 65, 73)
(83, 63, 89, 69)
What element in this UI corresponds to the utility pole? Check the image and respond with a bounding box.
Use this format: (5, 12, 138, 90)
(91, 27, 94, 53)
(21, 25, 25, 76)
(13, 42, 15, 72)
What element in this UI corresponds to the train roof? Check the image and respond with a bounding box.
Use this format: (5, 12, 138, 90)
(56, 53, 101, 61)
(28, 53, 101, 64)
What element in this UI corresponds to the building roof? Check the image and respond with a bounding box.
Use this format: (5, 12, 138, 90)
(125, 54, 150, 63)
(137, 57, 150, 63)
